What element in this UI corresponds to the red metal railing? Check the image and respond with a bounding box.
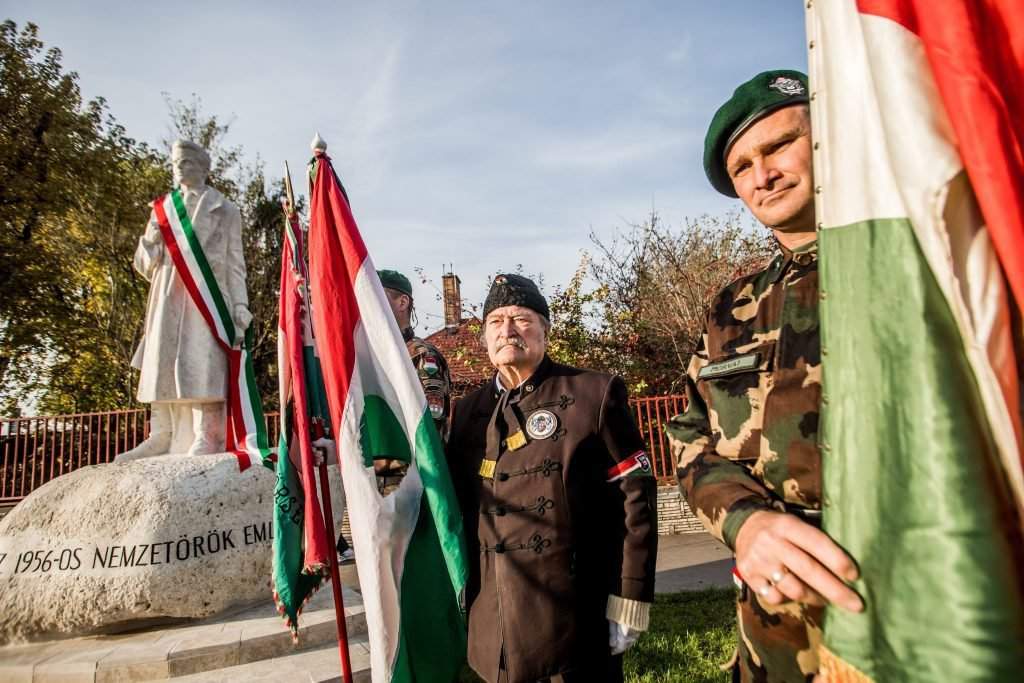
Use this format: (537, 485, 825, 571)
(1, 410, 150, 505)
(1, 395, 685, 506)
(631, 395, 686, 482)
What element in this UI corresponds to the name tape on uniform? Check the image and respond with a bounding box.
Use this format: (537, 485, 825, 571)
(697, 352, 760, 380)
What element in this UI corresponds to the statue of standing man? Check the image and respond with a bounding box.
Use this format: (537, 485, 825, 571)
(119, 140, 252, 459)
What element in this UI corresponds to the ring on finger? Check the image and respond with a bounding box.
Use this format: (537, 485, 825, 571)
(770, 568, 789, 584)
(758, 583, 772, 597)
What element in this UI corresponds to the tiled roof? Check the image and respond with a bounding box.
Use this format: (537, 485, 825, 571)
(423, 317, 493, 387)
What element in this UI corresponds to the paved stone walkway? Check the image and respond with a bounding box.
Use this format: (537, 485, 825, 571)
(655, 531, 734, 593)
(0, 532, 731, 681)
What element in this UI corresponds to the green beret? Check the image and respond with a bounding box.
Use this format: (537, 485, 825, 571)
(377, 269, 413, 298)
(483, 274, 549, 320)
(703, 69, 809, 197)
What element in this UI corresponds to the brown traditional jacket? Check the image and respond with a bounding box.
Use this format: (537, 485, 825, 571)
(447, 357, 657, 683)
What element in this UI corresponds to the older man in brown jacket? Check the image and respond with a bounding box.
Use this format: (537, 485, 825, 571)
(447, 274, 658, 683)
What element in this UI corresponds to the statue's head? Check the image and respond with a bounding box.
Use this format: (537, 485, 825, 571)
(171, 140, 211, 189)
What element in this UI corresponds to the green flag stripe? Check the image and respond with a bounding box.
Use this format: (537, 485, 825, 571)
(302, 346, 329, 423)
(819, 219, 1024, 681)
(242, 327, 269, 451)
(272, 423, 324, 632)
(392, 407, 469, 682)
(412, 407, 469, 595)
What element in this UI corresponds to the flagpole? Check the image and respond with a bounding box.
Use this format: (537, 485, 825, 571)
(284, 162, 355, 683)
(317, 459, 355, 683)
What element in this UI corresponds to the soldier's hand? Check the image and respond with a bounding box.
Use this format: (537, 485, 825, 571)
(312, 437, 338, 466)
(734, 510, 863, 612)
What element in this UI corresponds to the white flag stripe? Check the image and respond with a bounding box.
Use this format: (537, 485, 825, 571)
(353, 261, 430, 425)
(333, 258, 433, 681)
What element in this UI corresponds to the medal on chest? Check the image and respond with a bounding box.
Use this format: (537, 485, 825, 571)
(525, 409, 558, 440)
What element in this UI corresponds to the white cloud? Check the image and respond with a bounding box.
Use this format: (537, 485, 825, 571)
(532, 126, 686, 172)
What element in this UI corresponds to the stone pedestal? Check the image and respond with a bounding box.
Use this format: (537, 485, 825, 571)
(0, 453, 345, 645)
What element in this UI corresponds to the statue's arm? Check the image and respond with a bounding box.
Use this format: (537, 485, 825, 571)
(134, 209, 163, 280)
(226, 205, 252, 340)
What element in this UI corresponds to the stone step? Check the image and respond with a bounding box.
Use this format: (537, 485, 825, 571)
(0, 584, 366, 682)
(171, 636, 371, 683)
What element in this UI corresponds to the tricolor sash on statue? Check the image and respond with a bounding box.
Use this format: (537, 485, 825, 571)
(807, 1, 1024, 681)
(151, 189, 271, 471)
(307, 147, 469, 683)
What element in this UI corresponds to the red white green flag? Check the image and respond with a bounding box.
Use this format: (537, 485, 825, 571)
(270, 195, 331, 637)
(151, 190, 271, 470)
(307, 147, 469, 682)
(807, 1, 1024, 680)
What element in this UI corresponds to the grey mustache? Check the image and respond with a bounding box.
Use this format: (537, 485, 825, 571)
(496, 338, 527, 351)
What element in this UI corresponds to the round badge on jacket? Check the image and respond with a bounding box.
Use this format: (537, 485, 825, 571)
(525, 409, 558, 440)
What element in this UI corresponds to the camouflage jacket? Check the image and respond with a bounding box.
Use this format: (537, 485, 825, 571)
(666, 240, 822, 682)
(404, 327, 452, 442)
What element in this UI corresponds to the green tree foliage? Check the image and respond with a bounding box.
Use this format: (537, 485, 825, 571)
(239, 175, 288, 411)
(548, 211, 775, 395)
(0, 20, 168, 414)
(0, 23, 285, 415)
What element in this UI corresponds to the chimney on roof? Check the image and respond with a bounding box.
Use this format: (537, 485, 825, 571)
(442, 268, 461, 334)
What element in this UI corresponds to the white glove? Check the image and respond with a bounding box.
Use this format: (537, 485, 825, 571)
(312, 437, 338, 466)
(608, 619, 641, 656)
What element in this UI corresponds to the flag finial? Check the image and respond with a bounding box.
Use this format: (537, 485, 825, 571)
(311, 132, 327, 153)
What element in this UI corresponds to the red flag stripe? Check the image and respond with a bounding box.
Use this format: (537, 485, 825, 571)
(279, 221, 330, 571)
(226, 349, 251, 470)
(308, 153, 368, 447)
(858, 0, 1024, 312)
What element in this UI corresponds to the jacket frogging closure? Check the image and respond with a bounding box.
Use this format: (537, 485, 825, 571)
(447, 357, 657, 683)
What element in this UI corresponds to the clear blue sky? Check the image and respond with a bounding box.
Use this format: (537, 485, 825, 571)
(3, 1, 807, 329)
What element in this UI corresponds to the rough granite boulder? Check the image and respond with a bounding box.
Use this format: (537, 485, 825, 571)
(0, 452, 344, 644)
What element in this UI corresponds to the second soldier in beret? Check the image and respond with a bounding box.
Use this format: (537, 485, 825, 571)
(376, 269, 452, 485)
(666, 70, 863, 681)
(447, 274, 658, 683)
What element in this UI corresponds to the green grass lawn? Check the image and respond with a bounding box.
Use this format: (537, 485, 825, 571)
(459, 588, 736, 683)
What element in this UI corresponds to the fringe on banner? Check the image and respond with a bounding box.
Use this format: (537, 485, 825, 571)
(818, 645, 874, 683)
(271, 563, 330, 643)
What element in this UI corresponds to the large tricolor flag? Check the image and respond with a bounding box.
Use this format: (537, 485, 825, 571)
(270, 191, 331, 637)
(306, 146, 469, 682)
(807, 2, 1024, 680)
(151, 189, 271, 470)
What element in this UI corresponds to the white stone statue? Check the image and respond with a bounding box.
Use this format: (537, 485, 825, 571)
(119, 140, 252, 459)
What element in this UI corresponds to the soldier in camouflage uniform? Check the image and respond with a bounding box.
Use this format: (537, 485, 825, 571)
(666, 70, 863, 682)
(377, 270, 452, 489)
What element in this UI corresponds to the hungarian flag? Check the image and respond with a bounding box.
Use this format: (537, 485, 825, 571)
(270, 192, 332, 638)
(307, 147, 469, 682)
(807, 2, 1024, 681)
